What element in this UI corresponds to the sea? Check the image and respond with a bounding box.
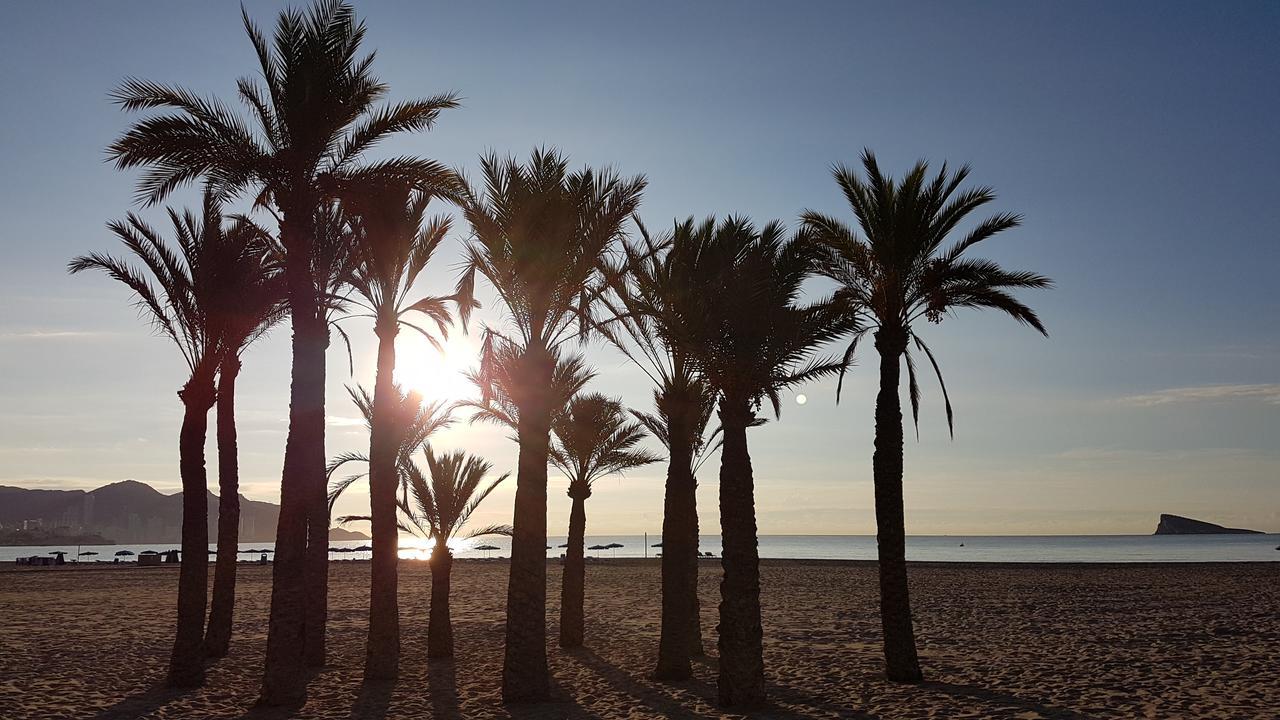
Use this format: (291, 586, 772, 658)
(3, 533, 1277, 564)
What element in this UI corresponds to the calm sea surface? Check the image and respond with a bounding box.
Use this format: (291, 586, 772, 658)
(3, 534, 1277, 564)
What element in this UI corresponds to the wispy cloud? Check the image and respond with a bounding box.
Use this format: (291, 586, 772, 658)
(1117, 383, 1280, 407)
(0, 330, 118, 341)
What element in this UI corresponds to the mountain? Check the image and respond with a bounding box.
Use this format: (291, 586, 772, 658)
(1153, 514, 1264, 535)
(0, 480, 368, 544)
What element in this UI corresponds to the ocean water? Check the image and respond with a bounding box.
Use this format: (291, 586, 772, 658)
(3, 533, 1277, 564)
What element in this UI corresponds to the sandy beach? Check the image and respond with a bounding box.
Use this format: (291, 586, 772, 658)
(0, 559, 1276, 719)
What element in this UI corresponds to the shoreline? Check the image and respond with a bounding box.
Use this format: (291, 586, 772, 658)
(4, 556, 1279, 576)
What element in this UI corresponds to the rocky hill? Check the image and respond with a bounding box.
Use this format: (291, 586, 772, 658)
(0, 480, 367, 544)
(1153, 514, 1263, 535)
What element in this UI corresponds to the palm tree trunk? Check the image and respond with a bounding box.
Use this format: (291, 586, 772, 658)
(205, 356, 241, 659)
(654, 406, 701, 680)
(501, 348, 554, 703)
(872, 330, 923, 682)
(559, 485, 588, 648)
(364, 320, 400, 680)
(715, 393, 765, 708)
(261, 216, 326, 706)
(303, 326, 331, 669)
(169, 374, 215, 688)
(427, 541, 454, 659)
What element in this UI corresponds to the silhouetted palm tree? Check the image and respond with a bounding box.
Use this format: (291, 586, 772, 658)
(337, 181, 462, 681)
(339, 448, 510, 659)
(106, 1, 458, 702)
(455, 149, 644, 701)
(69, 191, 277, 687)
(600, 220, 722, 678)
(204, 217, 287, 660)
(670, 217, 852, 708)
(550, 393, 659, 647)
(326, 383, 455, 511)
(803, 151, 1051, 682)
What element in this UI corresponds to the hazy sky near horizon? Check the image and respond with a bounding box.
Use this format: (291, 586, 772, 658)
(1, 1, 1277, 536)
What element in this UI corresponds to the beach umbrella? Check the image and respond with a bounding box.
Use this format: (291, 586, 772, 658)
(650, 542, 663, 548)
(557, 543, 569, 548)
(48, 550, 66, 555)
(114, 550, 134, 556)
(605, 542, 624, 557)
(78, 551, 99, 556)
(474, 544, 500, 558)
(139, 550, 159, 555)
(353, 545, 373, 552)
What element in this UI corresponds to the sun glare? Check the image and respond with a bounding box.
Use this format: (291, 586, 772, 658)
(391, 332, 480, 407)
(396, 534, 480, 560)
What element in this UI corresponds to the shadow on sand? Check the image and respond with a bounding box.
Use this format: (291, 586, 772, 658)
(568, 647, 888, 720)
(922, 681, 1089, 720)
(86, 683, 184, 720)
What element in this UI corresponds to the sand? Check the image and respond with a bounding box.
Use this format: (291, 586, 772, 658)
(0, 559, 1276, 719)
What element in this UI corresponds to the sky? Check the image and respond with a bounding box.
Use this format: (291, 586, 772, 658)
(1, 1, 1277, 536)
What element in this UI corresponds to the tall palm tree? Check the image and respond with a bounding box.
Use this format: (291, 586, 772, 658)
(68, 191, 272, 687)
(455, 149, 644, 701)
(550, 393, 660, 648)
(339, 448, 510, 659)
(204, 216, 287, 660)
(598, 221, 721, 677)
(670, 217, 853, 708)
(337, 181, 462, 681)
(106, 1, 459, 703)
(803, 151, 1051, 682)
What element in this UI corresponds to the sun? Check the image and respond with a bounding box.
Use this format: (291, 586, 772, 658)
(391, 331, 480, 406)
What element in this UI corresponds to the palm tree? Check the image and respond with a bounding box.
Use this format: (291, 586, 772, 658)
(68, 191, 273, 687)
(106, 1, 459, 703)
(204, 217, 287, 660)
(455, 149, 644, 702)
(339, 448, 510, 659)
(326, 383, 456, 515)
(670, 217, 853, 708)
(599, 220, 721, 678)
(337, 181, 462, 681)
(550, 393, 660, 648)
(803, 151, 1051, 682)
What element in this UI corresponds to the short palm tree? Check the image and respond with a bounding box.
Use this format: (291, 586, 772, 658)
(338, 448, 510, 659)
(337, 181, 461, 681)
(68, 191, 276, 688)
(106, 1, 458, 701)
(455, 148, 644, 702)
(550, 393, 660, 648)
(671, 217, 853, 708)
(600, 219, 722, 678)
(326, 384, 456, 511)
(803, 151, 1051, 682)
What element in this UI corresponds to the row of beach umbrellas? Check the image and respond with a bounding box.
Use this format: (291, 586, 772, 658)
(45, 541, 716, 562)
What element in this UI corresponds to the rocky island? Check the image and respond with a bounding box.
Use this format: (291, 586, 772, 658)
(1153, 514, 1264, 535)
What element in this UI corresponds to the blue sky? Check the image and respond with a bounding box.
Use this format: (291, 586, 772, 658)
(1, 1, 1277, 534)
